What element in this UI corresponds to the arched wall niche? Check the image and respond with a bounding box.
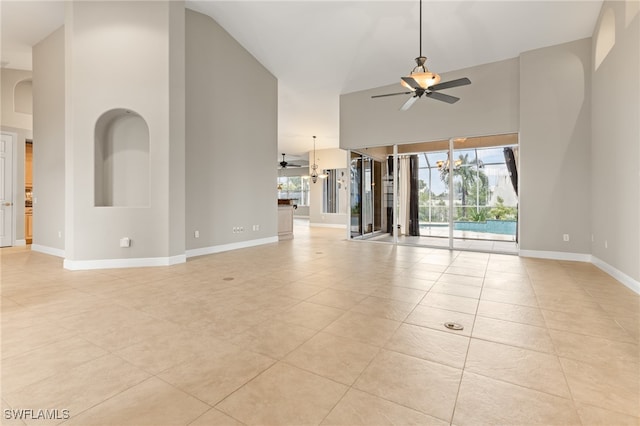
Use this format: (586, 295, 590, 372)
(94, 108, 150, 207)
(14, 79, 33, 114)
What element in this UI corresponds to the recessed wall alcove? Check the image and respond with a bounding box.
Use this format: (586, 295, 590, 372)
(94, 108, 150, 207)
(14, 79, 33, 114)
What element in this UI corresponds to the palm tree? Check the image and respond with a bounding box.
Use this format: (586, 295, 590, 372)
(439, 153, 488, 218)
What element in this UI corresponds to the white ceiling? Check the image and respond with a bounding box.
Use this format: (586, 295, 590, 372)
(1, 0, 603, 157)
(0, 1, 65, 69)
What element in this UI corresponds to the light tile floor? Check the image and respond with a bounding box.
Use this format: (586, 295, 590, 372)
(1, 224, 639, 425)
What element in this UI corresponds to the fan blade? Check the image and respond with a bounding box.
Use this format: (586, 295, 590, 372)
(426, 91, 460, 104)
(400, 95, 419, 111)
(428, 77, 471, 91)
(279, 162, 301, 168)
(401, 77, 421, 90)
(372, 91, 413, 99)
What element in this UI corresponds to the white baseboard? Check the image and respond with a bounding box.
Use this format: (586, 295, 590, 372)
(309, 223, 347, 229)
(63, 254, 186, 271)
(591, 256, 640, 295)
(36, 236, 279, 269)
(14, 239, 26, 246)
(519, 249, 591, 262)
(185, 236, 278, 259)
(519, 250, 640, 295)
(31, 244, 65, 258)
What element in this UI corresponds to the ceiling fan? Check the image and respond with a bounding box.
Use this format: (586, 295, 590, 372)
(372, 0, 471, 111)
(279, 153, 301, 169)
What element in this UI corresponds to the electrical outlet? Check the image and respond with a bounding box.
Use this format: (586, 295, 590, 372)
(58, 231, 62, 238)
(119, 237, 131, 248)
(605, 240, 608, 249)
(563, 234, 569, 242)
(194, 230, 199, 238)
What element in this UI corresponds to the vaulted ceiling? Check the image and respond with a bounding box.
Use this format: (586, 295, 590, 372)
(1, 1, 603, 157)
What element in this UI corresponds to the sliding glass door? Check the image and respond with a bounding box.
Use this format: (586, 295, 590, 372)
(417, 151, 451, 247)
(350, 152, 382, 239)
(349, 153, 362, 238)
(351, 134, 519, 253)
(451, 141, 518, 252)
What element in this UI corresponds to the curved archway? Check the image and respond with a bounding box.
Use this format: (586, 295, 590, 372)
(94, 109, 149, 207)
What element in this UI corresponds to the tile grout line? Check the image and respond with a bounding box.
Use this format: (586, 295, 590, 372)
(447, 256, 489, 425)
(318, 265, 442, 425)
(527, 258, 584, 423)
(3, 233, 637, 425)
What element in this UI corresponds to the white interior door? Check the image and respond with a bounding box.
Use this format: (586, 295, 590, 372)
(0, 133, 14, 247)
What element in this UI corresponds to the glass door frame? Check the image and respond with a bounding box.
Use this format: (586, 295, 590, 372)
(447, 138, 455, 249)
(347, 151, 383, 240)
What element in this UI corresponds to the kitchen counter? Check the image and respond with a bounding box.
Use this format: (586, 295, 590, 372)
(277, 204, 294, 240)
(25, 207, 33, 244)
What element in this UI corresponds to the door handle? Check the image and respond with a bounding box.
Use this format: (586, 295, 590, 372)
(3, 202, 12, 206)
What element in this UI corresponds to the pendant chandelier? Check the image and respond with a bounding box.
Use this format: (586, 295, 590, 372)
(310, 135, 326, 184)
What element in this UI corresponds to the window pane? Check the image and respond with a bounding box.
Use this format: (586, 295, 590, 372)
(277, 176, 310, 206)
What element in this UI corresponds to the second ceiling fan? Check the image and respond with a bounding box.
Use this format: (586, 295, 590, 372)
(279, 153, 301, 169)
(372, 0, 471, 111)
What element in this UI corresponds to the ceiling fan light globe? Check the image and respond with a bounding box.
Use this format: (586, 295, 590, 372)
(400, 71, 441, 90)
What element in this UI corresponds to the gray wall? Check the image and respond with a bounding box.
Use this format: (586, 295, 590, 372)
(339, 41, 599, 259)
(591, 1, 640, 282)
(168, 0, 186, 258)
(64, 1, 183, 262)
(32, 27, 65, 252)
(30, 5, 276, 263)
(185, 10, 277, 250)
(340, 58, 520, 150)
(519, 38, 592, 255)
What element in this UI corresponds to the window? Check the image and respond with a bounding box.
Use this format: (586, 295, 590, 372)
(323, 169, 348, 214)
(277, 176, 309, 206)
